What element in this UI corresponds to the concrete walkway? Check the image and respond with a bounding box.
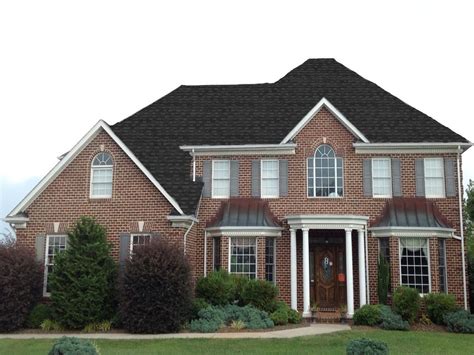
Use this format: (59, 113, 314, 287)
(0, 324, 350, 340)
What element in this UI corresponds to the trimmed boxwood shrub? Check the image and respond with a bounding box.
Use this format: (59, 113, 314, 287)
(241, 279, 278, 312)
(443, 310, 474, 333)
(120, 238, 192, 333)
(0, 242, 43, 332)
(353, 305, 382, 326)
(392, 286, 420, 323)
(287, 308, 302, 324)
(49, 336, 98, 355)
(270, 308, 288, 326)
(49, 217, 117, 329)
(195, 270, 236, 306)
(424, 293, 458, 325)
(379, 305, 409, 331)
(346, 338, 388, 355)
(26, 303, 53, 329)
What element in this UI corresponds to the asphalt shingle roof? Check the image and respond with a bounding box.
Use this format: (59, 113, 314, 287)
(111, 59, 468, 215)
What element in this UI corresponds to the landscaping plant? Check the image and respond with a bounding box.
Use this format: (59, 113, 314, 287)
(195, 270, 236, 306)
(26, 303, 53, 329)
(49, 336, 98, 355)
(353, 304, 382, 326)
(120, 238, 193, 333)
(0, 242, 43, 332)
(443, 310, 474, 333)
(377, 253, 390, 305)
(49, 217, 117, 329)
(346, 338, 389, 355)
(424, 293, 458, 325)
(392, 286, 420, 323)
(241, 279, 279, 312)
(379, 305, 409, 331)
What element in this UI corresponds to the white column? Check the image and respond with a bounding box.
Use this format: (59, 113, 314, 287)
(290, 229, 297, 310)
(302, 228, 311, 317)
(358, 229, 367, 307)
(345, 228, 355, 318)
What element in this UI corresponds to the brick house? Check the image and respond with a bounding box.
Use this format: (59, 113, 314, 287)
(5, 59, 471, 318)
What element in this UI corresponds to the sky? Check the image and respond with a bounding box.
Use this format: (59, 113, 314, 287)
(1, 1, 474, 229)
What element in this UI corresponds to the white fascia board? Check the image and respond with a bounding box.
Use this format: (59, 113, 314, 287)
(205, 226, 283, 237)
(180, 143, 296, 156)
(280, 97, 369, 144)
(285, 214, 369, 230)
(8, 120, 185, 217)
(369, 226, 455, 238)
(354, 142, 473, 154)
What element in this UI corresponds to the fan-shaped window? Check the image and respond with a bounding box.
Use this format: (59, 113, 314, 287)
(307, 144, 343, 197)
(90, 152, 113, 198)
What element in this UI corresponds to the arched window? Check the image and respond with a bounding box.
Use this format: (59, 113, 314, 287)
(90, 152, 113, 198)
(307, 144, 343, 197)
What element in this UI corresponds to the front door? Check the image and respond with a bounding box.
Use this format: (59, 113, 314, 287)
(311, 244, 346, 308)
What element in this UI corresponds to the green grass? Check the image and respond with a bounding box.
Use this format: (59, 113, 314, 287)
(0, 329, 472, 354)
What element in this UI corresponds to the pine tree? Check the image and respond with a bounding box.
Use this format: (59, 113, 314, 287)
(50, 216, 117, 329)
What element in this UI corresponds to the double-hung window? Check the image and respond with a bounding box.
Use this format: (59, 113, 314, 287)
(399, 238, 430, 294)
(44, 235, 67, 295)
(130, 234, 151, 254)
(212, 160, 230, 198)
(372, 158, 392, 197)
(438, 239, 447, 293)
(424, 158, 445, 198)
(230, 237, 256, 279)
(265, 238, 276, 283)
(307, 144, 344, 197)
(90, 152, 113, 198)
(261, 160, 279, 198)
(213, 237, 221, 271)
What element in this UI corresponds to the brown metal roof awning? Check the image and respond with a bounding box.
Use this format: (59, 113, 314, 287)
(370, 198, 454, 238)
(206, 198, 282, 237)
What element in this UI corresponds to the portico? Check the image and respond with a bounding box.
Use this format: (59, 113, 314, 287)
(286, 215, 369, 318)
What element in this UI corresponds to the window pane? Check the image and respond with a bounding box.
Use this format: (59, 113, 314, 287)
(311, 145, 343, 197)
(230, 237, 256, 279)
(261, 160, 279, 197)
(424, 158, 444, 197)
(212, 161, 230, 197)
(372, 159, 391, 196)
(399, 238, 430, 294)
(265, 238, 275, 283)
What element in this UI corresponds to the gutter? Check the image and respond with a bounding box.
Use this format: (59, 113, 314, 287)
(457, 145, 468, 310)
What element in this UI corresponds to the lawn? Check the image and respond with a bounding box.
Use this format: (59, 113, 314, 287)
(0, 329, 472, 354)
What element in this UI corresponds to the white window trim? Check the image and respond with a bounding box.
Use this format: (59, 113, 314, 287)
(372, 158, 392, 198)
(306, 154, 344, 199)
(261, 159, 279, 198)
(228, 236, 258, 279)
(424, 157, 445, 198)
(43, 234, 68, 297)
(398, 238, 432, 295)
(211, 160, 230, 198)
(89, 164, 113, 199)
(129, 233, 152, 254)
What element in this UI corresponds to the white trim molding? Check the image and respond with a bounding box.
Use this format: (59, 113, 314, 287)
(354, 142, 473, 154)
(180, 143, 296, 156)
(7, 120, 186, 218)
(281, 97, 369, 144)
(369, 226, 455, 238)
(3, 216, 29, 229)
(286, 214, 369, 230)
(167, 215, 199, 229)
(206, 226, 283, 237)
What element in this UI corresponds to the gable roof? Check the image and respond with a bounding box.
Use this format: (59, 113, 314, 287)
(111, 59, 469, 214)
(8, 120, 188, 217)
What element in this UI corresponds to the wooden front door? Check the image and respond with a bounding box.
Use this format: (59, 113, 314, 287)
(311, 244, 346, 308)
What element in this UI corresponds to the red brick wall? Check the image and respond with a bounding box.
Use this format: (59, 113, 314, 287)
(191, 107, 467, 307)
(16, 129, 187, 265)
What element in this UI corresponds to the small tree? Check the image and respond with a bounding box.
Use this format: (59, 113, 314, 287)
(120, 238, 193, 333)
(0, 243, 43, 332)
(377, 253, 390, 305)
(49, 217, 117, 329)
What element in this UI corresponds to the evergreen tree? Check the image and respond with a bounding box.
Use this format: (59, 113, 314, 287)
(50, 217, 117, 329)
(377, 253, 390, 305)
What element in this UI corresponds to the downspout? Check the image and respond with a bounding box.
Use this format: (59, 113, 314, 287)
(457, 145, 468, 310)
(365, 224, 370, 304)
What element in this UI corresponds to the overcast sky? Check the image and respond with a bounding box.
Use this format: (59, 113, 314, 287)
(1, 1, 474, 223)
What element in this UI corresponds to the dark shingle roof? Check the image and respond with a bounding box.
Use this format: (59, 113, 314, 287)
(111, 59, 468, 215)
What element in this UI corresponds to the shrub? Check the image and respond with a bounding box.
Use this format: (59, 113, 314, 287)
(287, 309, 302, 324)
(392, 286, 420, 323)
(40, 319, 64, 332)
(49, 336, 98, 355)
(26, 303, 53, 329)
(443, 310, 474, 333)
(50, 217, 117, 329)
(379, 305, 409, 331)
(189, 318, 222, 333)
(195, 270, 236, 306)
(424, 293, 458, 325)
(120, 238, 193, 333)
(83, 320, 112, 332)
(191, 298, 210, 319)
(233, 275, 250, 305)
(353, 305, 382, 326)
(270, 308, 288, 326)
(346, 338, 389, 355)
(377, 254, 390, 305)
(241, 279, 278, 312)
(0, 243, 43, 332)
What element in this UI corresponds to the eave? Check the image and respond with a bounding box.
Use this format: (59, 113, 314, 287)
(180, 143, 296, 156)
(354, 142, 473, 154)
